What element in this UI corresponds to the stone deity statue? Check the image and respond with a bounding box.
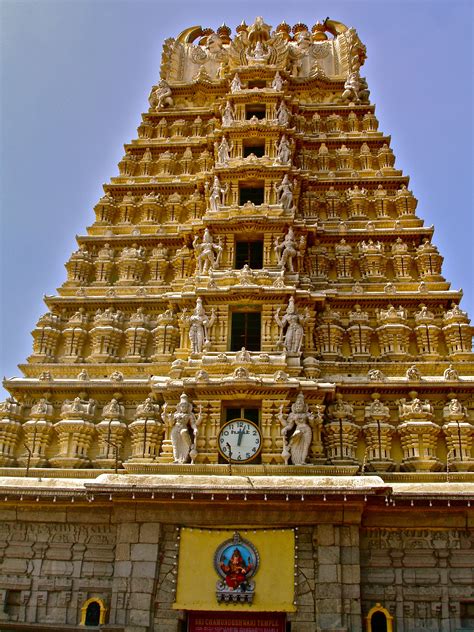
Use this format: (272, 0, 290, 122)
(275, 135, 292, 165)
(215, 136, 233, 165)
(274, 227, 303, 273)
(187, 297, 216, 353)
(230, 73, 242, 93)
(193, 227, 223, 274)
(207, 176, 228, 211)
(276, 100, 291, 126)
(221, 101, 235, 126)
(275, 297, 309, 353)
(271, 71, 284, 91)
(278, 393, 313, 465)
(164, 393, 203, 464)
(274, 174, 295, 211)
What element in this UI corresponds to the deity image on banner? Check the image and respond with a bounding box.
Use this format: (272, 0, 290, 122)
(214, 532, 259, 604)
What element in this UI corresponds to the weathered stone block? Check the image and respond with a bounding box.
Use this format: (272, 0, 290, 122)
(131, 543, 158, 562)
(318, 545, 340, 565)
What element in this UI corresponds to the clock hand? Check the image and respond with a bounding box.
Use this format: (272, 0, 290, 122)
(237, 428, 244, 446)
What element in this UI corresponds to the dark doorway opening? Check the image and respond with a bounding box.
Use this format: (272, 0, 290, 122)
(235, 240, 263, 269)
(230, 312, 261, 351)
(85, 601, 101, 626)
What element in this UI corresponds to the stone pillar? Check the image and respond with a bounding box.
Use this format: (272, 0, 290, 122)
(110, 520, 162, 632)
(313, 524, 362, 632)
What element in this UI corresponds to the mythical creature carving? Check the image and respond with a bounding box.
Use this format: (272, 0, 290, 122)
(148, 80, 174, 109)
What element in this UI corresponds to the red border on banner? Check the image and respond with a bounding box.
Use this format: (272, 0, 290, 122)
(188, 611, 286, 632)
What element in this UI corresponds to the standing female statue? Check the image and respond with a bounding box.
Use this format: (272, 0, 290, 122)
(187, 297, 216, 353)
(275, 297, 309, 353)
(278, 393, 313, 465)
(164, 393, 202, 464)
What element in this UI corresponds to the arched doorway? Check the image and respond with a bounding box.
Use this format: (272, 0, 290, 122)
(80, 597, 107, 626)
(366, 603, 393, 632)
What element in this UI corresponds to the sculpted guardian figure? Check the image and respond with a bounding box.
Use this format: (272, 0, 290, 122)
(187, 297, 216, 353)
(164, 393, 203, 464)
(221, 100, 235, 126)
(215, 136, 233, 165)
(193, 227, 223, 275)
(278, 393, 314, 465)
(274, 227, 302, 273)
(275, 135, 292, 165)
(274, 174, 295, 211)
(149, 80, 174, 109)
(275, 297, 309, 353)
(276, 100, 291, 126)
(230, 73, 243, 93)
(207, 175, 228, 211)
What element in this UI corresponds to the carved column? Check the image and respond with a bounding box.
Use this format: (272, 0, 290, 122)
(394, 185, 417, 217)
(61, 309, 89, 363)
(324, 395, 359, 464)
(126, 398, 163, 464)
(347, 305, 373, 357)
(314, 308, 344, 357)
(261, 399, 284, 464)
(415, 239, 443, 280)
(30, 312, 62, 362)
(194, 399, 220, 464)
(152, 310, 179, 359)
(442, 398, 474, 471)
(358, 240, 386, 279)
(376, 305, 411, 358)
(65, 246, 92, 285)
(391, 238, 412, 278)
(94, 243, 115, 284)
(117, 192, 137, 224)
(334, 239, 354, 279)
(116, 245, 146, 285)
(89, 309, 124, 363)
(362, 112, 379, 133)
(50, 397, 96, 468)
(414, 304, 440, 358)
(442, 304, 472, 359)
(95, 398, 128, 468)
(18, 397, 54, 468)
(124, 309, 150, 362)
(0, 397, 23, 466)
(325, 187, 342, 220)
(346, 186, 368, 219)
(94, 193, 117, 224)
(362, 394, 395, 471)
(372, 184, 391, 218)
(397, 393, 441, 471)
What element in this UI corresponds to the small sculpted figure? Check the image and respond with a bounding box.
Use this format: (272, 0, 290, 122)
(188, 297, 216, 353)
(193, 227, 222, 274)
(215, 136, 233, 165)
(207, 175, 228, 211)
(276, 100, 291, 126)
(271, 71, 284, 91)
(275, 297, 309, 353)
(274, 174, 295, 211)
(221, 101, 235, 126)
(278, 393, 313, 465)
(166, 393, 202, 464)
(275, 135, 292, 165)
(274, 227, 303, 273)
(149, 80, 173, 109)
(230, 73, 242, 93)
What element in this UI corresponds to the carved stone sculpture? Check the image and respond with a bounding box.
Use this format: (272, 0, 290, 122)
(274, 174, 295, 211)
(278, 393, 313, 465)
(149, 79, 174, 109)
(193, 227, 223, 275)
(275, 297, 308, 353)
(187, 298, 216, 353)
(164, 393, 202, 464)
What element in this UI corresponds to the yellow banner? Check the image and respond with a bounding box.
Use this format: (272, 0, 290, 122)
(174, 528, 295, 612)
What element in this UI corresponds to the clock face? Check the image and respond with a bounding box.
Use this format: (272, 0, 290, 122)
(218, 418, 262, 464)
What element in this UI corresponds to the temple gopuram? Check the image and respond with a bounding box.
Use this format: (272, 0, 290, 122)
(1, 16, 473, 632)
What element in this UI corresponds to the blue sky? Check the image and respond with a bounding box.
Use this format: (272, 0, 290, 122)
(0, 0, 473, 396)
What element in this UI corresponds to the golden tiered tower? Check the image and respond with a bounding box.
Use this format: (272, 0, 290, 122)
(1, 17, 473, 632)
